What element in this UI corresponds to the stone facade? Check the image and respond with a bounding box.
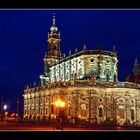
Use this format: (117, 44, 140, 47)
(48, 51, 118, 83)
(23, 80, 140, 125)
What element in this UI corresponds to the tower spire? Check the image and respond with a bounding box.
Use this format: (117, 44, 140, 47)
(50, 14, 58, 33)
(133, 55, 140, 75)
(52, 13, 56, 25)
(83, 44, 87, 50)
(135, 55, 138, 64)
(47, 14, 61, 59)
(112, 45, 116, 52)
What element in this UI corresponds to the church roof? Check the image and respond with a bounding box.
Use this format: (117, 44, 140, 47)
(50, 49, 117, 66)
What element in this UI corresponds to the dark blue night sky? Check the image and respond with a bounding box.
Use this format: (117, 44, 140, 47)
(0, 10, 140, 113)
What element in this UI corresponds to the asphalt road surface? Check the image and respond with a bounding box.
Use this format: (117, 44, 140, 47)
(0, 121, 139, 131)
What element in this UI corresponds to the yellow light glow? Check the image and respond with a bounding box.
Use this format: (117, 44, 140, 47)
(79, 114, 81, 118)
(57, 99, 61, 103)
(5, 112, 8, 115)
(16, 113, 19, 116)
(55, 99, 61, 107)
(117, 115, 120, 119)
(55, 102, 58, 106)
(60, 101, 65, 108)
(51, 114, 54, 117)
(54, 99, 65, 108)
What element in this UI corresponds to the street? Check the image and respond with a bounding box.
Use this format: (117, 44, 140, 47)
(0, 121, 140, 131)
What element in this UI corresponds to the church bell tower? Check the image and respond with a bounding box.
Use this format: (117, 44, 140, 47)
(40, 14, 61, 85)
(45, 14, 61, 65)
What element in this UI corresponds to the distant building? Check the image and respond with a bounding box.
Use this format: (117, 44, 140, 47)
(126, 57, 140, 84)
(23, 15, 140, 126)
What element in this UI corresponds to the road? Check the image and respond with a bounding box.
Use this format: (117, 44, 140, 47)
(0, 121, 139, 131)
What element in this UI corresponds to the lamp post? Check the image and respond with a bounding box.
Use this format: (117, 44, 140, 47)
(54, 99, 65, 131)
(3, 104, 7, 110)
(16, 93, 19, 121)
(3, 104, 7, 120)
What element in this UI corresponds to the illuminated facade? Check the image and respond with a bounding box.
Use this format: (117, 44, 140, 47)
(23, 15, 140, 126)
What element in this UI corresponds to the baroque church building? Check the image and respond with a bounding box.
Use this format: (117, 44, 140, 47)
(23, 15, 140, 126)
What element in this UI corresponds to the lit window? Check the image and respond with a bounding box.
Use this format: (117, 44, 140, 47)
(118, 108, 124, 119)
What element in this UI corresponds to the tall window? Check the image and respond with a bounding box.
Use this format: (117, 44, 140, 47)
(99, 107, 103, 117)
(34, 98, 36, 105)
(131, 109, 134, 121)
(118, 108, 124, 119)
(51, 105, 54, 114)
(46, 108, 48, 115)
(78, 69, 82, 78)
(46, 97, 48, 103)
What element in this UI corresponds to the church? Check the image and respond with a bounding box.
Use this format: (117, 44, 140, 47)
(23, 15, 140, 126)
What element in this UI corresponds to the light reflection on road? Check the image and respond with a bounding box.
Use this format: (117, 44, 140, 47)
(0, 121, 139, 131)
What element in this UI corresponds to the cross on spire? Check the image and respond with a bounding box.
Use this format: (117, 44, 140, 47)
(52, 13, 56, 25)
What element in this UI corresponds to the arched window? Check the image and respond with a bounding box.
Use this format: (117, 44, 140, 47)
(51, 105, 54, 114)
(46, 108, 48, 115)
(99, 108, 103, 117)
(118, 108, 124, 119)
(131, 109, 135, 121)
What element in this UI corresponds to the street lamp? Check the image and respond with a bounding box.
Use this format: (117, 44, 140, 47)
(55, 99, 65, 108)
(116, 115, 120, 125)
(3, 104, 7, 110)
(3, 104, 8, 120)
(54, 99, 65, 130)
(117, 115, 120, 120)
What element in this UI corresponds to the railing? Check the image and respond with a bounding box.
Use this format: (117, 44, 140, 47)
(24, 80, 140, 94)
